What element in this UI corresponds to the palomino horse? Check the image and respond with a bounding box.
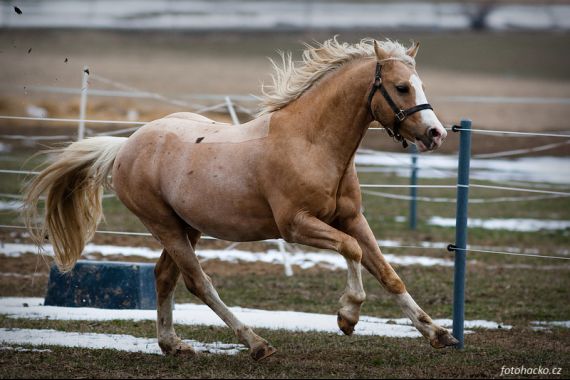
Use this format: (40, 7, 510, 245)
(24, 38, 456, 360)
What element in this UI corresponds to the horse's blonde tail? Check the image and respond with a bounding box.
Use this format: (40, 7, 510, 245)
(23, 136, 127, 272)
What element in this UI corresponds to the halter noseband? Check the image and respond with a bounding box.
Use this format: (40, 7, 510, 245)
(367, 61, 433, 149)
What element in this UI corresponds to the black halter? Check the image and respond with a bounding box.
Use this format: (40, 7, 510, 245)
(367, 62, 433, 149)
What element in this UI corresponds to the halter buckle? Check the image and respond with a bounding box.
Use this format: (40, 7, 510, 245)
(395, 110, 406, 122)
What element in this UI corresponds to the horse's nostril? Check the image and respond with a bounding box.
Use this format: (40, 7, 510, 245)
(428, 128, 441, 139)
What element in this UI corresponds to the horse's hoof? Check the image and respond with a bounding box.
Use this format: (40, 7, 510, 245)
(160, 341, 197, 356)
(174, 343, 198, 356)
(430, 329, 459, 349)
(250, 343, 277, 361)
(337, 311, 357, 336)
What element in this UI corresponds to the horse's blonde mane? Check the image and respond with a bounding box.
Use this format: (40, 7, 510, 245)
(258, 37, 415, 116)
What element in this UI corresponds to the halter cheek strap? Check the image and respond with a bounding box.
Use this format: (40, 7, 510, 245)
(367, 62, 433, 149)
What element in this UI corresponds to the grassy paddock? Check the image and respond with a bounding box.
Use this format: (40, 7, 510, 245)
(0, 317, 567, 379)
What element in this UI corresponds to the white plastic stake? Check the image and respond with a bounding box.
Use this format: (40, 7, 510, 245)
(78, 66, 89, 140)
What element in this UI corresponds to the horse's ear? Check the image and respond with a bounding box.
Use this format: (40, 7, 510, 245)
(373, 40, 389, 61)
(407, 41, 420, 59)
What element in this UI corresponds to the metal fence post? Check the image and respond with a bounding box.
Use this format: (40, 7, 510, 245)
(78, 66, 89, 140)
(409, 144, 418, 230)
(452, 118, 472, 349)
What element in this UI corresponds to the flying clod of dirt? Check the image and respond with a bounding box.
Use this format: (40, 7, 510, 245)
(14, 6, 22, 15)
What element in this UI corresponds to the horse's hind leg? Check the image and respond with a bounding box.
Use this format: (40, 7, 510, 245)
(143, 215, 276, 361)
(155, 248, 193, 355)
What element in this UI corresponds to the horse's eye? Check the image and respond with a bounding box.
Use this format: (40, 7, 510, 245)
(396, 85, 410, 94)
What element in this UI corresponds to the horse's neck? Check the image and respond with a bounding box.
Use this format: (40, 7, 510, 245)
(274, 59, 374, 172)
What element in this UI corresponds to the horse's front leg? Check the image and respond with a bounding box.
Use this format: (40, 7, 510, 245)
(341, 213, 458, 348)
(279, 211, 366, 335)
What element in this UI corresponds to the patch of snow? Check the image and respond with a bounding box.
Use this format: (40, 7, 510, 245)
(0, 345, 52, 353)
(428, 217, 570, 232)
(0, 242, 454, 268)
(0, 328, 245, 355)
(26, 105, 48, 119)
(531, 321, 570, 330)
(0, 297, 508, 339)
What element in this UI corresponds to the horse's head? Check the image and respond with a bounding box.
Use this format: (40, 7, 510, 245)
(369, 40, 447, 152)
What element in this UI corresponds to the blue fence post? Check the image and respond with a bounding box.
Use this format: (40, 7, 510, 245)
(409, 144, 418, 230)
(452, 118, 472, 349)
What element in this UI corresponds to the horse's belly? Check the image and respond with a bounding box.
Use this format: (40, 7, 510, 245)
(174, 191, 280, 241)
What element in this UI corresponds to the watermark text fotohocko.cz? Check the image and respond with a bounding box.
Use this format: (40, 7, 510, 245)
(500, 365, 562, 376)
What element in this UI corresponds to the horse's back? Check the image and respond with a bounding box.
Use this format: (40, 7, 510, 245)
(139, 112, 271, 145)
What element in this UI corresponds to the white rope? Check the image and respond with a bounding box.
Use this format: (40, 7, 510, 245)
(7, 85, 570, 106)
(433, 95, 570, 105)
(469, 183, 570, 196)
(458, 128, 570, 138)
(234, 104, 256, 117)
(94, 126, 141, 136)
(0, 224, 438, 251)
(0, 169, 40, 175)
(2, 224, 568, 261)
(0, 224, 282, 244)
(90, 73, 202, 109)
(360, 184, 456, 189)
(0, 134, 74, 141)
(193, 102, 228, 114)
(0, 192, 115, 200)
(454, 247, 570, 261)
(90, 74, 238, 117)
(0, 115, 146, 125)
(473, 140, 570, 159)
(361, 189, 566, 203)
(0, 193, 23, 200)
(3, 169, 567, 196)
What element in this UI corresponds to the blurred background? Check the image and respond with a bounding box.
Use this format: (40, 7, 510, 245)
(1, 0, 569, 150)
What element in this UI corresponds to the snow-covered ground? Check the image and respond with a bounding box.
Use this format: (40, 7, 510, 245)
(428, 217, 570, 232)
(0, 328, 245, 355)
(0, 297, 507, 340)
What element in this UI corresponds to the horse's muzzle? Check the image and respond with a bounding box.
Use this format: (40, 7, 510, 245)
(416, 126, 447, 152)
